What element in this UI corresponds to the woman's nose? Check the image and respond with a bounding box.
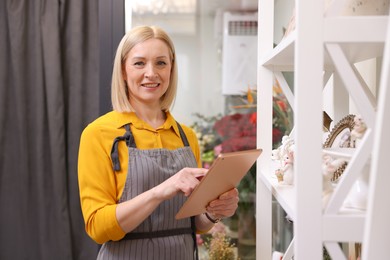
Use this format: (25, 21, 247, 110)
(145, 64, 157, 79)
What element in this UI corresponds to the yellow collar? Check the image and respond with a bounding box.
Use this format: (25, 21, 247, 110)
(112, 111, 181, 137)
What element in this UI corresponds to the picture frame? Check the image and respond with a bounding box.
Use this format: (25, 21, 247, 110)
(323, 114, 356, 148)
(323, 114, 356, 181)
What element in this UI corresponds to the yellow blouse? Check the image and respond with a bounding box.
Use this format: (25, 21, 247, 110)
(78, 111, 201, 244)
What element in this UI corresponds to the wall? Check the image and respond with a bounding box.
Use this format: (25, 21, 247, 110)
(126, 7, 225, 126)
(172, 15, 224, 125)
(274, 0, 295, 44)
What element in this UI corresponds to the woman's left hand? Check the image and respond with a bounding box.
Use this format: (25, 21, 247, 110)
(206, 188, 239, 219)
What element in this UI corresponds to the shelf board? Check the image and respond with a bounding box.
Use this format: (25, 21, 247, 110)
(259, 16, 387, 71)
(260, 164, 366, 242)
(259, 160, 367, 227)
(323, 210, 366, 242)
(323, 147, 354, 161)
(259, 162, 296, 221)
(327, 42, 384, 68)
(324, 16, 388, 43)
(259, 33, 295, 71)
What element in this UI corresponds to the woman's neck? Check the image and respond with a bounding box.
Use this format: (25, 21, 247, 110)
(135, 108, 166, 129)
(130, 100, 167, 129)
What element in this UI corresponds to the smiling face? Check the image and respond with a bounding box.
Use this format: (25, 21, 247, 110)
(122, 38, 172, 109)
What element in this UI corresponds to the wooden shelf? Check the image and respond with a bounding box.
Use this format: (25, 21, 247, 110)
(322, 147, 355, 160)
(259, 165, 296, 221)
(259, 32, 295, 71)
(259, 16, 387, 71)
(260, 165, 366, 245)
(323, 210, 366, 242)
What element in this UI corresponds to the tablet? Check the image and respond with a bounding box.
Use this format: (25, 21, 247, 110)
(175, 148, 262, 219)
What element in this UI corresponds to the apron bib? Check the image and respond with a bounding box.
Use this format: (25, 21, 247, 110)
(97, 123, 198, 260)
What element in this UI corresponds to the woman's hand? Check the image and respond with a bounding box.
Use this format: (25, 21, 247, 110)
(153, 167, 208, 201)
(206, 188, 239, 219)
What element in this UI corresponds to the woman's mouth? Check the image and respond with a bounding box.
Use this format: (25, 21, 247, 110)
(142, 83, 160, 88)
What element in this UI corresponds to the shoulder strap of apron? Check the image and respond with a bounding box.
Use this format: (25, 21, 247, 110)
(175, 121, 190, 147)
(110, 124, 134, 171)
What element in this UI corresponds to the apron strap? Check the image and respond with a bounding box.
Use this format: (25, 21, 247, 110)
(121, 218, 198, 260)
(122, 227, 193, 240)
(176, 121, 190, 147)
(110, 125, 135, 171)
(191, 216, 199, 260)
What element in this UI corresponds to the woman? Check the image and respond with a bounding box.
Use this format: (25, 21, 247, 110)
(78, 25, 239, 259)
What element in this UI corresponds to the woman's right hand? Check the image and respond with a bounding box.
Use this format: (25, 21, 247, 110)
(153, 167, 207, 201)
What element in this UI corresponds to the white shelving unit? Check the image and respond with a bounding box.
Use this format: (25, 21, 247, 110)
(255, 0, 389, 259)
(362, 14, 390, 259)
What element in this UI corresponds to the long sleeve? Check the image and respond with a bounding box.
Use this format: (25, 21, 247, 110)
(78, 123, 126, 244)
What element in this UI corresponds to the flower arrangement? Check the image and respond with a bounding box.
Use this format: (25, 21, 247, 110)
(197, 222, 238, 260)
(205, 232, 237, 260)
(191, 113, 222, 168)
(191, 83, 292, 203)
(201, 222, 238, 260)
(213, 112, 257, 153)
(272, 79, 294, 148)
(191, 81, 292, 165)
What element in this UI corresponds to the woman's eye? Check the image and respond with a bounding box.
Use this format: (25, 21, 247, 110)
(156, 61, 167, 66)
(134, 61, 145, 66)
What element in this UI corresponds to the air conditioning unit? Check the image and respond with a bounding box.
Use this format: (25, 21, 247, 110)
(222, 12, 258, 95)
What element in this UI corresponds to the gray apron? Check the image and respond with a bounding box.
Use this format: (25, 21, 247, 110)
(97, 122, 198, 260)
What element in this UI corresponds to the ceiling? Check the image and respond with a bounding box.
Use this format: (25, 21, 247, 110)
(129, 0, 258, 35)
(199, 0, 258, 16)
(130, 0, 258, 16)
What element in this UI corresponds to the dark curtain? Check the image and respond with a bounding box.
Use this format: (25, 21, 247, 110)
(0, 0, 99, 259)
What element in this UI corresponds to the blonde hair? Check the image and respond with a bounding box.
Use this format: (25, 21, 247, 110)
(111, 25, 178, 112)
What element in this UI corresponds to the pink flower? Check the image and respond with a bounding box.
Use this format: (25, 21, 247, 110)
(214, 144, 222, 156)
(196, 234, 204, 245)
(203, 162, 211, 169)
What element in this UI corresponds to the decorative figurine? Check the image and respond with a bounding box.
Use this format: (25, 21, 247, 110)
(279, 149, 294, 185)
(273, 135, 295, 185)
(322, 155, 346, 208)
(350, 115, 367, 148)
